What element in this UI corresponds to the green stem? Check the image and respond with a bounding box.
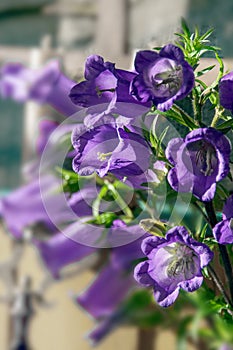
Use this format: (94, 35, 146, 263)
(104, 181, 133, 219)
(208, 265, 233, 308)
(192, 88, 202, 125)
(92, 185, 108, 217)
(192, 202, 211, 225)
(172, 104, 198, 130)
(211, 105, 223, 127)
(205, 201, 233, 304)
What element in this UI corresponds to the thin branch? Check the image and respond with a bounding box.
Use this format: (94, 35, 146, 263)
(205, 201, 233, 304)
(208, 265, 233, 310)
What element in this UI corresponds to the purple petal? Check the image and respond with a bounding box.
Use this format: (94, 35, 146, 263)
(134, 261, 154, 287)
(36, 119, 59, 155)
(131, 74, 152, 103)
(76, 265, 135, 319)
(185, 128, 231, 182)
(0, 175, 59, 238)
(141, 235, 166, 257)
(213, 220, 233, 244)
(159, 44, 185, 63)
(165, 137, 184, 165)
(219, 72, 233, 112)
(35, 225, 96, 278)
(179, 275, 203, 292)
(223, 194, 233, 220)
(46, 71, 80, 116)
(134, 50, 160, 73)
(111, 233, 147, 270)
(84, 55, 105, 80)
(153, 285, 180, 308)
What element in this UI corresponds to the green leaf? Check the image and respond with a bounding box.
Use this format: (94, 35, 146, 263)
(195, 78, 208, 89)
(88, 212, 118, 228)
(216, 118, 233, 131)
(152, 46, 162, 51)
(199, 223, 209, 240)
(56, 167, 80, 194)
(199, 28, 214, 41)
(175, 21, 220, 68)
(92, 185, 109, 217)
(181, 17, 191, 37)
(139, 218, 167, 237)
(212, 52, 224, 87)
(196, 65, 215, 77)
(156, 126, 169, 157)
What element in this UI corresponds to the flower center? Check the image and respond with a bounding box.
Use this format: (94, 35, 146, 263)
(151, 62, 183, 98)
(97, 151, 113, 161)
(194, 141, 217, 176)
(165, 243, 197, 280)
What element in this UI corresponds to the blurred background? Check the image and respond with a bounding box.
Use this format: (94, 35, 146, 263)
(0, 0, 232, 349)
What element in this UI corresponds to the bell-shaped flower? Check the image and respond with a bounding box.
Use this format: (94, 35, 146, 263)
(165, 128, 231, 202)
(69, 55, 150, 114)
(72, 122, 151, 179)
(134, 226, 213, 307)
(213, 195, 233, 244)
(131, 45, 194, 111)
(0, 60, 79, 116)
(219, 71, 233, 113)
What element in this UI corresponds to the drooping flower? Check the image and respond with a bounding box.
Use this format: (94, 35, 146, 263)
(0, 175, 94, 239)
(134, 226, 213, 307)
(165, 128, 231, 202)
(36, 119, 59, 155)
(34, 222, 97, 279)
(75, 228, 146, 321)
(77, 264, 136, 319)
(213, 195, 233, 244)
(131, 44, 195, 111)
(71, 122, 151, 179)
(0, 60, 80, 116)
(0, 175, 61, 238)
(69, 55, 150, 114)
(219, 72, 233, 113)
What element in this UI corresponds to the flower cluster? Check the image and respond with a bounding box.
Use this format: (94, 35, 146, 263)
(1, 21, 233, 349)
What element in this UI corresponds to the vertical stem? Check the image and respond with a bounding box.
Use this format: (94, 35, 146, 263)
(205, 201, 233, 303)
(208, 265, 233, 308)
(211, 105, 223, 128)
(192, 88, 202, 125)
(137, 328, 156, 350)
(218, 244, 233, 303)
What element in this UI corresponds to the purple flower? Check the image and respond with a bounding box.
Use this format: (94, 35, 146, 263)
(77, 264, 136, 319)
(0, 175, 93, 239)
(36, 119, 59, 155)
(0, 175, 61, 238)
(213, 195, 233, 244)
(87, 310, 124, 346)
(0, 60, 80, 116)
(165, 128, 231, 202)
(69, 55, 150, 110)
(75, 230, 146, 318)
(72, 123, 151, 178)
(131, 44, 195, 111)
(134, 226, 213, 307)
(34, 222, 96, 278)
(219, 72, 233, 112)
